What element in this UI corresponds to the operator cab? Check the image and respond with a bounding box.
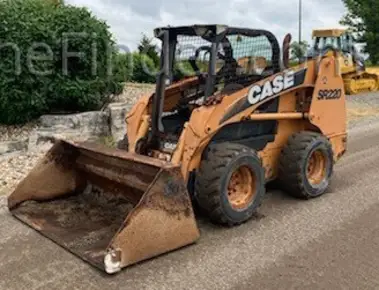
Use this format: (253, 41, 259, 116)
(155, 25, 281, 94)
(150, 25, 282, 141)
(144, 25, 282, 154)
(312, 28, 350, 52)
(310, 28, 365, 73)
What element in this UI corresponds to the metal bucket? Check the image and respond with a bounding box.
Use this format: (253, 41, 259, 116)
(8, 140, 200, 274)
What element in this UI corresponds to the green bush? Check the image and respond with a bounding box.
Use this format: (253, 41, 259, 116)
(138, 34, 160, 67)
(0, 0, 124, 124)
(173, 60, 212, 81)
(174, 60, 196, 80)
(113, 53, 133, 84)
(131, 53, 157, 83)
(112, 52, 158, 84)
(366, 60, 374, 67)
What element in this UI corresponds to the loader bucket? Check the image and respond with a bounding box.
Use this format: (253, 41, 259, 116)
(8, 140, 200, 274)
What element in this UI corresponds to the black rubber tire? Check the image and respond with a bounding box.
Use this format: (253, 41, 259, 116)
(278, 131, 334, 199)
(195, 143, 266, 226)
(117, 134, 129, 151)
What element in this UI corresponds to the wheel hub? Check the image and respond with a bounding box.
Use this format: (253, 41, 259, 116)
(306, 150, 327, 185)
(227, 166, 256, 210)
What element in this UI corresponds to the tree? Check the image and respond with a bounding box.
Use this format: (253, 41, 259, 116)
(48, 0, 64, 5)
(340, 0, 379, 64)
(138, 34, 160, 66)
(0, 0, 124, 124)
(290, 41, 309, 61)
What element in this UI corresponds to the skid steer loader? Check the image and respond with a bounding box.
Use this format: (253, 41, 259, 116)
(8, 25, 347, 274)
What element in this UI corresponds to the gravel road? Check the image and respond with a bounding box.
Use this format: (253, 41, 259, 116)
(1, 98, 379, 289)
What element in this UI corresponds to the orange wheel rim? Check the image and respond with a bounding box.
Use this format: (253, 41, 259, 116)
(227, 166, 256, 210)
(306, 150, 327, 185)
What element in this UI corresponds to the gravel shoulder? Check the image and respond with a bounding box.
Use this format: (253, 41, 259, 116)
(347, 92, 379, 127)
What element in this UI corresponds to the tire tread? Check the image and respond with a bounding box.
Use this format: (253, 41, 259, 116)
(195, 142, 263, 226)
(278, 131, 333, 199)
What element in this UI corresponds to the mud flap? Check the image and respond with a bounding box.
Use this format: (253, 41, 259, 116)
(8, 140, 200, 274)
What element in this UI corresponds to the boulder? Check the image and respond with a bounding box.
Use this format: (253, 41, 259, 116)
(106, 103, 132, 142)
(28, 111, 110, 152)
(39, 111, 110, 135)
(0, 141, 28, 155)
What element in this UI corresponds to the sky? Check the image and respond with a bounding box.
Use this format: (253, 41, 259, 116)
(65, 0, 347, 51)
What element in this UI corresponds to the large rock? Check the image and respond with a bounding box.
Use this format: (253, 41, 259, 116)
(39, 111, 110, 135)
(106, 103, 132, 142)
(28, 111, 110, 152)
(0, 141, 28, 156)
(1, 104, 136, 156)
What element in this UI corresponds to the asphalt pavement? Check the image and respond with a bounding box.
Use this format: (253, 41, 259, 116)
(1, 119, 379, 290)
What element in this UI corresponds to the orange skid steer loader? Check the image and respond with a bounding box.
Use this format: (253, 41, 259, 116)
(8, 25, 347, 274)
